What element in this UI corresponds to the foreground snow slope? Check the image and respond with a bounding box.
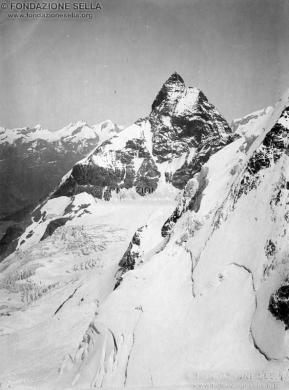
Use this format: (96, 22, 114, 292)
(0, 194, 175, 388)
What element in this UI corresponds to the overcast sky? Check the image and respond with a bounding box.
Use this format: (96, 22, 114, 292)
(1, 0, 289, 130)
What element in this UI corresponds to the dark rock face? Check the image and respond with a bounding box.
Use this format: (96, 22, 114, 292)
(0, 203, 49, 261)
(40, 217, 70, 241)
(161, 203, 184, 238)
(53, 73, 235, 200)
(135, 158, 161, 196)
(170, 134, 226, 190)
(263, 238, 278, 279)
(265, 240, 276, 257)
(53, 138, 160, 199)
(114, 225, 146, 289)
(0, 225, 25, 260)
(0, 204, 45, 261)
(151, 72, 185, 113)
(269, 284, 289, 330)
(237, 107, 289, 198)
(161, 168, 208, 237)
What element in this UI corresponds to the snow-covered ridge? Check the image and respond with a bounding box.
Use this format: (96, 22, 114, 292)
(231, 106, 273, 137)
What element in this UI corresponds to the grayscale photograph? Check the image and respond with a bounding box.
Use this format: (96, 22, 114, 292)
(0, 0, 289, 389)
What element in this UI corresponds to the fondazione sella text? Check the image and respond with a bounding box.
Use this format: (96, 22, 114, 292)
(9, 2, 102, 11)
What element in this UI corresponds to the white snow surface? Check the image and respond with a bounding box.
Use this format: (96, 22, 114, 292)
(174, 87, 200, 115)
(233, 106, 273, 139)
(0, 196, 176, 389)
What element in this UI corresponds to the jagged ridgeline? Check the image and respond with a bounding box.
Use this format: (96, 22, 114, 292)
(53, 73, 236, 200)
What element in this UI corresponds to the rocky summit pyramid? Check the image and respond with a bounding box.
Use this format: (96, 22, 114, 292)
(52, 72, 235, 200)
(1, 75, 289, 389)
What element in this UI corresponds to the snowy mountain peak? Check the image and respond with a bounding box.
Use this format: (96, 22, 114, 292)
(50, 75, 234, 202)
(100, 119, 114, 128)
(167, 71, 185, 84)
(0, 120, 121, 146)
(158, 71, 185, 94)
(61, 120, 88, 130)
(151, 72, 186, 113)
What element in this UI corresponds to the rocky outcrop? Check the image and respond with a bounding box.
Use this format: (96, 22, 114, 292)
(53, 138, 160, 200)
(0, 224, 25, 260)
(114, 225, 147, 288)
(0, 204, 48, 261)
(151, 72, 185, 113)
(40, 217, 70, 241)
(135, 158, 160, 195)
(269, 283, 289, 330)
(161, 168, 208, 237)
(237, 107, 289, 198)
